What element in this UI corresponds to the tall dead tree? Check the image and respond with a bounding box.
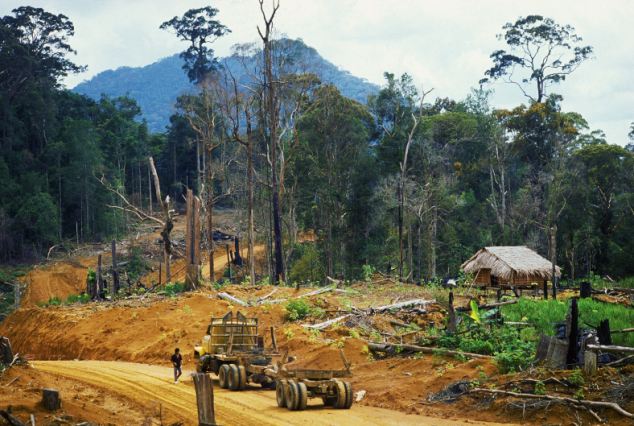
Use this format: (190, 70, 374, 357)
(185, 189, 202, 290)
(258, 0, 285, 284)
(149, 157, 174, 283)
(226, 73, 257, 286)
(397, 87, 431, 282)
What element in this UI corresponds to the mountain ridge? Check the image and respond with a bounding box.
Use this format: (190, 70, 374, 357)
(73, 38, 379, 132)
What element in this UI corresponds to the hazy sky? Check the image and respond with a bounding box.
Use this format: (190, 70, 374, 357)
(2, 0, 633, 145)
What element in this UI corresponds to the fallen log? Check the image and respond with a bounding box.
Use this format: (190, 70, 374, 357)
(217, 292, 248, 307)
(370, 298, 435, 314)
(303, 314, 352, 330)
(605, 354, 634, 367)
(296, 286, 336, 299)
(587, 344, 634, 354)
(0, 410, 26, 426)
(256, 288, 278, 304)
(367, 342, 492, 359)
(469, 388, 633, 419)
(611, 328, 634, 334)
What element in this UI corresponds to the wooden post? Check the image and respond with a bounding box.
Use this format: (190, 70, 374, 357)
(584, 350, 597, 376)
(226, 245, 232, 283)
(543, 280, 548, 300)
(42, 388, 61, 410)
(193, 373, 216, 426)
(580, 281, 592, 298)
(270, 326, 277, 351)
(566, 298, 579, 366)
(447, 291, 457, 333)
(96, 254, 103, 300)
(111, 240, 119, 297)
(158, 262, 162, 286)
(234, 237, 243, 266)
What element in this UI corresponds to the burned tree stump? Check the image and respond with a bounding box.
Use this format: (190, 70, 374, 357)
(42, 388, 61, 410)
(0, 336, 13, 365)
(580, 281, 592, 298)
(597, 319, 612, 345)
(566, 298, 579, 366)
(584, 350, 597, 376)
(447, 291, 457, 333)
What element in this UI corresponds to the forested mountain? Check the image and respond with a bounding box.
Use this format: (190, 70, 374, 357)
(73, 38, 379, 132)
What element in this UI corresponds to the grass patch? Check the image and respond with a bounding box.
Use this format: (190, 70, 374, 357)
(501, 297, 634, 346)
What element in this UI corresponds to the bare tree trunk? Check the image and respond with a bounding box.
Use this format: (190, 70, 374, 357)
(428, 207, 437, 278)
(149, 156, 172, 284)
(259, 0, 285, 284)
(246, 119, 256, 286)
(407, 223, 413, 282)
(550, 224, 558, 299)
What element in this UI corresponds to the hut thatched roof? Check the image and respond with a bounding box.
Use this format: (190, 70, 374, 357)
(461, 246, 561, 281)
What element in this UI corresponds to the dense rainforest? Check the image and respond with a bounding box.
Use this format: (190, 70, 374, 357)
(1, 6, 633, 284)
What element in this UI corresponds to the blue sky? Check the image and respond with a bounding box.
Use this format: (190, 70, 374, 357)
(2, 0, 633, 145)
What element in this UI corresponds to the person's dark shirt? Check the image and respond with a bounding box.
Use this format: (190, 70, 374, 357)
(171, 353, 182, 367)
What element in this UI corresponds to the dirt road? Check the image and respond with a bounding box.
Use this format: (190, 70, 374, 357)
(34, 360, 506, 425)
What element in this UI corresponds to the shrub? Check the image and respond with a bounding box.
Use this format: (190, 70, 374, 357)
(66, 293, 90, 304)
(163, 282, 185, 297)
(502, 297, 634, 346)
(361, 264, 375, 281)
(286, 299, 311, 321)
(288, 244, 324, 283)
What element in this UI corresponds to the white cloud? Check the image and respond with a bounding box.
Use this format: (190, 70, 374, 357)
(2, 0, 632, 144)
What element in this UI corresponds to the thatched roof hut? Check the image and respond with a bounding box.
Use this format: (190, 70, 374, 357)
(461, 246, 560, 287)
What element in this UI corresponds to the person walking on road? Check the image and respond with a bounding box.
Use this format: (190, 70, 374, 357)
(171, 348, 182, 384)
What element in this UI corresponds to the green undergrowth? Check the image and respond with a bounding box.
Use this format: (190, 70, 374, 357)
(501, 297, 634, 346)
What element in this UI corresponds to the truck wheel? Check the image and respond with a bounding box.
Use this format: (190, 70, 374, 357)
(343, 381, 353, 409)
(218, 364, 230, 389)
(276, 379, 288, 408)
(296, 381, 308, 411)
(238, 365, 247, 390)
(333, 380, 347, 409)
(286, 380, 299, 410)
(227, 364, 240, 391)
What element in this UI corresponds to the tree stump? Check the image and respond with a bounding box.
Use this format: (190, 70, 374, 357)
(597, 319, 612, 345)
(545, 338, 568, 369)
(580, 281, 592, 298)
(584, 350, 597, 376)
(193, 373, 216, 426)
(0, 336, 13, 364)
(42, 388, 61, 410)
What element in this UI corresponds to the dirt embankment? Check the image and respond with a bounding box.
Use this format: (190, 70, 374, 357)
(20, 258, 93, 307)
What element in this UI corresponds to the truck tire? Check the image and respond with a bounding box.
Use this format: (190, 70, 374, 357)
(286, 380, 299, 410)
(296, 381, 308, 411)
(276, 379, 288, 408)
(227, 364, 240, 391)
(343, 381, 353, 409)
(333, 379, 347, 409)
(218, 364, 230, 389)
(237, 365, 247, 390)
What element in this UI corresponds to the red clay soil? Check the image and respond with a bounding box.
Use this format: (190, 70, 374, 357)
(0, 364, 151, 425)
(20, 258, 94, 307)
